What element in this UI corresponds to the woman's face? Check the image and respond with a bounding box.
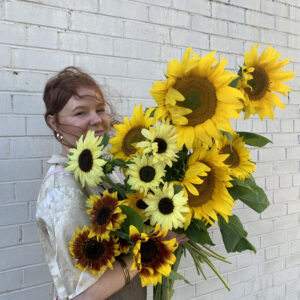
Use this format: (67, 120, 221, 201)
(54, 86, 110, 149)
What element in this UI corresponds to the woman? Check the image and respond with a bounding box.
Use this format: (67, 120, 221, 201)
(36, 67, 187, 300)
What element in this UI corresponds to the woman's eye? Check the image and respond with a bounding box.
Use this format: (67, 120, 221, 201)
(75, 111, 86, 116)
(97, 109, 105, 114)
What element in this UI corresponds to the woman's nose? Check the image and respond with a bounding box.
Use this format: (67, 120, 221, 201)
(90, 111, 102, 125)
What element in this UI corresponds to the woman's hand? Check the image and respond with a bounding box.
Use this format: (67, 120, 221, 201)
(163, 230, 189, 244)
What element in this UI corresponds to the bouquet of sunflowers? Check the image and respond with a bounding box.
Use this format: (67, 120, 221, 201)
(66, 45, 294, 299)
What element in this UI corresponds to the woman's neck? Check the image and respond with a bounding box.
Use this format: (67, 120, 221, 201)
(61, 145, 70, 156)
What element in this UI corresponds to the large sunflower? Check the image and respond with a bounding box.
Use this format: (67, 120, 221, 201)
(150, 48, 244, 149)
(86, 190, 126, 241)
(126, 154, 165, 195)
(124, 191, 149, 219)
(65, 130, 106, 187)
(109, 105, 155, 160)
(129, 224, 178, 287)
(218, 132, 255, 180)
(136, 122, 178, 167)
(144, 182, 190, 230)
(240, 44, 294, 120)
(185, 145, 234, 226)
(69, 225, 120, 275)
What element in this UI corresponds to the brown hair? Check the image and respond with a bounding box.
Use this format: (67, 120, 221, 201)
(43, 66, 117, 131)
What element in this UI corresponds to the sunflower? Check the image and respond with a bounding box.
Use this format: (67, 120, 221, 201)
(143, 182, 189, 230)
(150, 48, 244, 149)
(129, 224, 178, 287)
(126, 154, 165, 195)
(124, 191, 149, 219)
(117, 237, 131, 255)
(136, 122, 178, 167)
(240, 44, 294, 120)
(185, 145, 234, 226)
(218, 132, 255, 180)
(65, 130, 106, 187)
(86, 190, 126, 241)
(69, 225, 120, 275)
(109, 105, 155, 160)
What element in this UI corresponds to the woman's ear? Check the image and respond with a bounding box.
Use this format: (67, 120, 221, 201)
(46, 115, 57, 132)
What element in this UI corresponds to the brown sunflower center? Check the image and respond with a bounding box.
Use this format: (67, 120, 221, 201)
(158, 197, 174, 214)
(83, 239, 105, 261)
(122, 126, 145, 156)
(136, 199, 148, 209)
(245, 66, 269, 101)
(78, 149, 93, 172)
(220, 145, 240, 167)
(96, 206, 112, 225)
(174, 75, 217, 126)
(187, 169, 215, 207)
(141, 238, 158, 264)
(154, 138, 167, 154)
(139, 166, 156, 183)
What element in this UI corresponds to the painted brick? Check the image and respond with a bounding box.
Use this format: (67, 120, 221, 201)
(285, 279, 299, 296)
(287, 227, 300, 241)
(261, 231, 288, 248)
(276, 17, 299, 34)
(0, 94, 12, 114)
(160, 45, 182, 62)
(100, 0, 148, 21)
(273, 214, 298, 231)
(0, 21, 26, 45)
(266, 119, 280, 133)
(228, 23, 259, 41)
(273, 266, 298, 286)
(26, 25, 57, 49)
(289, 5, 300, 21)
(274, 160, 299, 175)
(23, 264, 52, 287)
(113, 38, 161, 61)
(0, 183, 14, 204)
(279, 174, 292, 188)
(4, 1, 69, 28)
(172, 0, 210, 15)
(212, 2, 245, 23)
(259, 148, 285, 162)
(253, 162, 274, 177)
(229, 0, 260, 10)
(0, 45, 11, 68)
(253, 285, 286, 299)
(286, 147, 300, 160)
(237, 208, 259, 223)
(71, 11, 123, 36)
(0, 203, 28, 226)
(0, 159, 42, 181)
(265, 245, 279, 260)
(272, 133, 299, 146)
(172, 284, 195, 300)
(261, 29, 288, 47)
(191, 15, 228, 36)
(29, 201, 37, 221)
(288, 34, 300, 49)
(286, 252, 300, 268)
(0, 138, 10, 159)
(125, 21, 170, 43)
(22, 223, 39, 243)
(246, 10, 275, 29)
(12, 94, 44, 115)
(15, 180, 42, 203)
(149, 6, 190, 29)
(261, 0, 289, 17)
(87, 35, 114, 56)
(288, 201, 300, 214)
(266, 175, 279, 190)
(273, 187, 299, 202)
(211, 36, 244, 54)
(244, 219, 273, 237)
(58, 31, 88, 53)
(0, 269, 23, 293)
(259, 257, 285, 275)
(0, 225, 20, 248)
(281, 119, 293, 132)
(289, 91, 300, 105)
(0, 116, 25, 136)
(132, 0, 172, 7)
(195, 276, 226, 295)
(252, 119, 267, 133)
(26, 115, 52, 135)
(127, 60, 164, 80)
(171, 28, 209, 49)
(292, 174, 300, 186)
(244, 274, 273, 295)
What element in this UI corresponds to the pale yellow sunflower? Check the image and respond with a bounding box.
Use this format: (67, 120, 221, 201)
(240, 44, 294, 120)
(65, 130, 105, 187)
(150, 48, 244, 149)
(109, 105, 155, 160)
(123, 191, 149, 219)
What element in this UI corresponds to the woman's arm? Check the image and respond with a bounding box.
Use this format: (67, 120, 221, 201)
(73, 254, 138, 300)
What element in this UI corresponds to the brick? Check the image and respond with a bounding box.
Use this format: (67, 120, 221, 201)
(273, 214, 298, 231)
(259, 257, 285, 275)
(23, 264, 52, 287)
(244, 219, 273, 237)
(244, 274, 273, 295)
(13, 94, 44, 115)
(294, 119, 300, 131)
(26, 115, 52, 135)
(0, 203, 28, 226)
(279, 241, 293, 256)
(0, 183, 14, 204)
(26, 25, 57, 49)
(22, 223, 39, 243)
(229, 0, 260, 10)
(273, 187, 299, 203)
(286, 147, 300, 160)
(273, 266, 298, 286)
(0, 225, 20, 248)
(259, 148, 285, 162)
(0, 116, 25, 136)
(261, 29, 288, 47)
(236, 250, 264, 269)
(266, 119, 280, 133)
(253, 162, 274, 177)
(265, 245, 279, 260)
(71, 11, 123, 36)
(0, 283, 53, 300)
(0, 269, 23, 293)
(171, 28, 209, 49)
(195, 276, 226, 295)
(213, 283, 245, 300)
(0, 94, 12, 114)
(285, 279, 299, 295)
(12, 48, 74, 71)
(132, 0, 172, 7)
(236, 208, 259, 223)
(286, 252, 300, 268)
(272, 133, 299, 147)
(292, 174, 300, 186)
(58, 31, 88, 53)
(125, 21, 170, 43)
(191, 15, 228, 36)
(236, 118, 252, 131)
(289, 5, 300, 21)
(0, 45, 11, 68)
(261, 231, 288, 248)
(260, 0, 289, 18)
(87, 35, 114, 56)
(172, 284, 195, 300)
(15, 180, 42, 203)
(279, 174, 292, 188)
(252, 119, 267, 133)
(288, 201, 300, 214)
(10, 137, 58, 159)
(113, 38, 161, 61)
(149, 6, 190, 29)
(287, 227, 300, 241)
(289, 91, 300, 105)
(4, 1, 69, 28)
(211, 36, 243, 54)
(0, 138, 9, 159)
(276, 104, 299, 119)
(281, 119, 293, 132)
(0, 70, 46, 93)
(288, 34, 300, 49)
(29, 201, 37, 221)
(160, 45, 182, 62)
(276, 17, 299, 34)
(274, 160, 299, 175)
(127, 60, 165, 80)
(228, 23, 259, 41)
(266, 175, 279, 190)
(0, 159, 42, 181)
(254, 285, 285, 299)
(100, 0, 148, 21)
(246, 10, 275, 29)
(0, 21, 26, 45)
(212, 2, 245, 23)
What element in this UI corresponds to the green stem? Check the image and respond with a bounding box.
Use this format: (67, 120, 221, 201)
(103, 175, 126, 199)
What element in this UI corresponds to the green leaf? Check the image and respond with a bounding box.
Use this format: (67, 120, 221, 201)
(237, 132, 272, 147)
(173, 184, 183, 194)
(218, 215, 256, 254)
(168, 270, 191, 285)
(119, 205, 143, 234)
(99, 133, 110, 148)
(229, 76, 241, 88)
(220, 130, 233, 150)
(185, 219, 214, 246)
(111, 230, 131, 242)
(229, 177, 270, 213)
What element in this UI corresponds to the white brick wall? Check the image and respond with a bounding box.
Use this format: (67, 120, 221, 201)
(0, 0, 299, 299)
